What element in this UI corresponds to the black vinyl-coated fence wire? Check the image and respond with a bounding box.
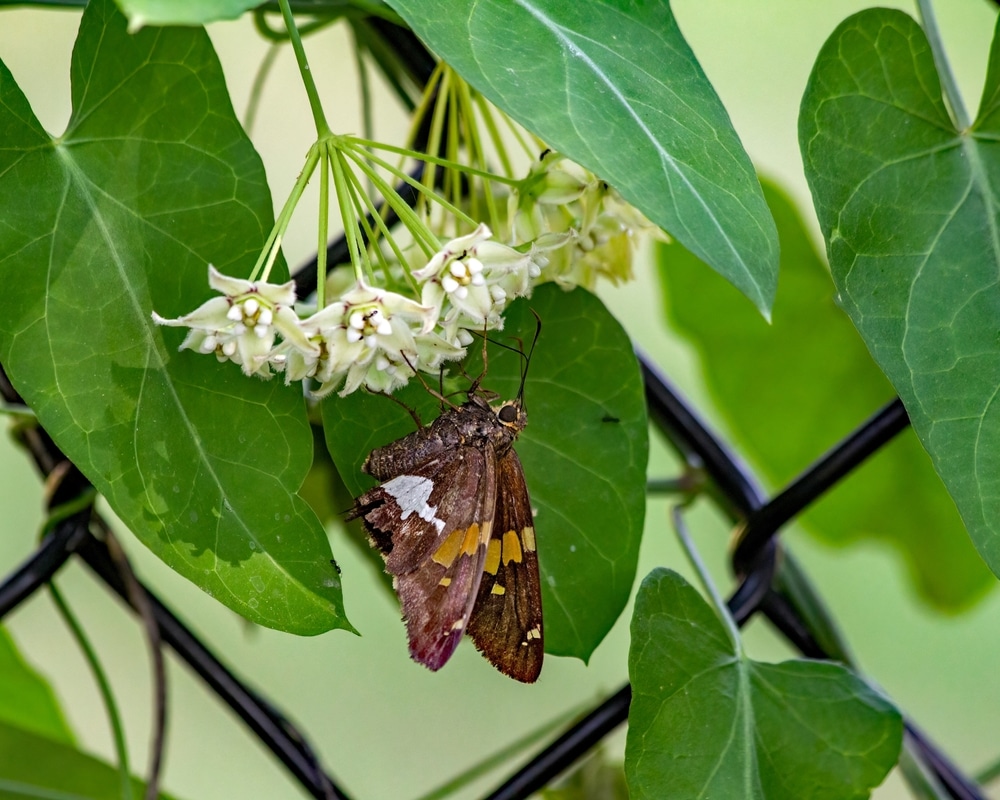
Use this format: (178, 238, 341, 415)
(733, 397, 911, 572)
(0, 516, 87, 619)
(0, 367, 350, 800)
(0, 13, 988, 800)
(75, 533, 350, 800)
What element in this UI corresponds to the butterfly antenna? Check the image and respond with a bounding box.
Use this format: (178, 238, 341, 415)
(517, 309, 542, 407)
(463, 320, 491, 399)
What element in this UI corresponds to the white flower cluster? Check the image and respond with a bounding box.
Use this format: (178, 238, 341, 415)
(510, 151, 662, 290)
(153, 225, 542, 397)
(153, 153, 656, 397)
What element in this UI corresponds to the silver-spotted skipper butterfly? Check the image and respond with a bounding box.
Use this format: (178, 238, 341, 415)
(349, 334, 543, 682)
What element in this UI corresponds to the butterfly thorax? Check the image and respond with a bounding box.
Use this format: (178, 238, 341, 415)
(362, 394, 527, 482)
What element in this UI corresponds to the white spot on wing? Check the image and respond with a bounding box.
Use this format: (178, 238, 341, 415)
(382, 475, 446, 533)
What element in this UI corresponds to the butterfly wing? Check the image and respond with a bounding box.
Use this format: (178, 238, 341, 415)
(352, 446, 498, 671)
(466, 447, 544, 683)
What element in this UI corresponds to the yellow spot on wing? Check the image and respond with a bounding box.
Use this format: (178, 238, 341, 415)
(433, 524, 486, 567)
(462, 523, 481, 556)
(439, 577, 451, 587)
(502, 530, 523, 564)
(433, 528, 464, 567)
(484, 539, 502, 575)
(522, 526, 536, 552)
(491, 583, 506, 595)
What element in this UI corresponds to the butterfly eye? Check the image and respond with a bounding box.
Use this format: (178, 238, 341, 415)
(498, 404, 518, 424)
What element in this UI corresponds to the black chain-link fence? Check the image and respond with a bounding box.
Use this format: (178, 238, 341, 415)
(0, 13, 989, 800)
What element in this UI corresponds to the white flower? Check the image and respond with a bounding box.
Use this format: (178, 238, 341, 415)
(336, 279, 435, 355)
(507, 152, 660, 291)
(336, 329, 466, 397)
(414, 225, 494, 323)
(270, 280, 437, 397)
(508, 151, 588, 243)
(269, 303, 352, 386)
(152, 265, 315, 378)
(413, 331, 468, 372)
(414, 224, 543, 333)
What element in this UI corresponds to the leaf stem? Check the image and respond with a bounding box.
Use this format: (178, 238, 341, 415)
(39, 488, 97, 537)
(900, 731, 952, 799)
(340, 145, 458, 252)
(278, 0, 332, 137)
(917, 0, 970, 130)
(243, 42, 281, 136)
(340, 162, 413, 287)
(0, 402, 36, 422)
(50, 581, 134, 800)
(976, 751, 1000, 785)
(671, 504, 742, 652)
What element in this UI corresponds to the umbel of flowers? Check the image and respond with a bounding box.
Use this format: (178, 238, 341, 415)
(152, 51, 657, 398)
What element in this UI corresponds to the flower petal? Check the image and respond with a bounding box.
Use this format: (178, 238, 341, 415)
(207, 265, 256, 297)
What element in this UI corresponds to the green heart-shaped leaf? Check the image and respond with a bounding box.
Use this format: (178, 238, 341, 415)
(658, 179, 992, 608)
(0, 626, 73, 746)
(0, 719, 181, 799)
(116, 0, 263, 26)
(625, 569, 902, 799)
(386, 0, 779, 315)
(0, 0, 349, 635)
(800, 10, 1000, 580)
(323, 284, 648, 661)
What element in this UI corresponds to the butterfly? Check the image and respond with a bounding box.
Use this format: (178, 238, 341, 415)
(349, 389, 543, 683)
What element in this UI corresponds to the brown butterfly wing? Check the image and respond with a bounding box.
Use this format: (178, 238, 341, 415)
(466, 447, 543, 683)
(352, 446, 498, 671)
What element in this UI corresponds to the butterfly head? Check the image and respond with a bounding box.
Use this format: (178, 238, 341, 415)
(493, 398, 527, 436)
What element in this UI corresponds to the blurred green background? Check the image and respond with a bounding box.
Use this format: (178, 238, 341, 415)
(1, 1, 999, 798)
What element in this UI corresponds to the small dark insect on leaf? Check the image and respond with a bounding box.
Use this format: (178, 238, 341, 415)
(329, 559, 342, 576)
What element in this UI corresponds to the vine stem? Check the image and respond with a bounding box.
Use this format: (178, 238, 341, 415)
(278, 0, 331, 137)
(50, 581, 134, 800)
(671, 505, 742, 652)
(917, 0, 971, 130)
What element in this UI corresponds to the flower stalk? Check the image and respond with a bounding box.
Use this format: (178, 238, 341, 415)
(278, 0, 331, 137)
